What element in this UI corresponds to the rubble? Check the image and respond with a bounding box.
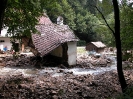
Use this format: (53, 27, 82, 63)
(0, 70, 132, 99)
(0, 52, 114, 68)
(77, 53, 113, 68)
(0, 52, 132, 98)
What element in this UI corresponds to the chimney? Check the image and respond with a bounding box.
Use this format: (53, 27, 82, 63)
(57, 16, 63, 25)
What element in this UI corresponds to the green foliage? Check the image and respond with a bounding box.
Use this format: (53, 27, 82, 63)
(42, 0, 64, 22)
(84, 0, 98, 14)
(3, 0, 114, 45)
(44, 0, 102, 43)
(2, 0, 123, 48)
(100, 0, 113, 17)
(116, 86, 133, 99)
(120, 3, 133, 50)
(96, 13, 115, 46)
(95, 0, 115, 47)
(68, 0, 101, 42)
(59, 0, 76, 29)
(43, 0, 76, 30)
(122, 52, 132, 61)
(3, 0, 44, 38)
(69, 0, 115, 45)
(77, 40, 86, 46)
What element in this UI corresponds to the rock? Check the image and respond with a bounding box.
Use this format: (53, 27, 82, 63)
(52, 95, 58, 99)
(50, 90, 57, 95)
(58, 69, 64, 73)
(0, 69, 131, 99)
(0, 63, 6, 66)
(0, 58, 3, 62)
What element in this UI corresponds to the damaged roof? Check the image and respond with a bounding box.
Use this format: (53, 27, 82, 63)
(91, 41, 106, 48)
(32, 15, 78, 57)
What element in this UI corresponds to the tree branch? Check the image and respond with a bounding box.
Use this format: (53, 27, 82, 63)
(94, 6, 115, 36)
(112, 0, 127, 92)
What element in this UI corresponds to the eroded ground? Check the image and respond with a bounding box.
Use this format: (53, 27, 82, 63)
(0, 52, 132, 99)
(0, 69, 133, 99)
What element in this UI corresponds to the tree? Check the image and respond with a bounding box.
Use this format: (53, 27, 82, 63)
(85, 0, 98, 14)
(100, 0, 113, 17)
(96, 0, 127, 92)
(0, 0, 50, 52)
(41, 0, 64, 23)
(96, 0, 115, 46)
(66, 0, 101, 43)
(0, 0, 51, 53)
(42, 0, 76, 30)
(58, 0, 76, 29)
(43, 0, 103, 43)
(112, 0, 127, 92)
(74, 10, 100, 42)
(0, 0, 8, 33)
(3, 0, 44, 38)
(120, 1, 133, 50)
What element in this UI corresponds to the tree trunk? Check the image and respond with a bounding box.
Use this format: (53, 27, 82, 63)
(112, 0, 127, 92)
(0, 0, 8, 33)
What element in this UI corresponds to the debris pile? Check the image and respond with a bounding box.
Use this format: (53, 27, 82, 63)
(0, 53, 132, 99)
(4, 54, 33, 67)
(77, 53, 113, 68)
(0, 71, 126, 99)
(0, 70, 133, 99)
(0, 52, 114, 68)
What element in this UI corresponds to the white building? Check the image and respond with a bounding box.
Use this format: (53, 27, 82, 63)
(0, 28, 12, 51)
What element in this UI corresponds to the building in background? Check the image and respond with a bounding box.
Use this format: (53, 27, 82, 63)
(86, 41, 106, 53)
(0, 28, 12, 51)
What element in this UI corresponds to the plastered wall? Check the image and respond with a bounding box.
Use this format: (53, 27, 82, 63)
(0, 37, 12, 51)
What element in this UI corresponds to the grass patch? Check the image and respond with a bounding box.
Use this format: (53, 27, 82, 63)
(77, 47, 86, 54)
(115, 86, 133, 99)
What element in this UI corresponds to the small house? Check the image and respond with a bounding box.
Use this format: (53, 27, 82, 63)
(86, 41, 106, 53)
(22, 14, 78, 66)
(0, 37, 12, 51)
(0, 29, 20, 52)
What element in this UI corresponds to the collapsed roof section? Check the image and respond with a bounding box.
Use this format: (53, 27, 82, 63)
(32, 15, 78, 57)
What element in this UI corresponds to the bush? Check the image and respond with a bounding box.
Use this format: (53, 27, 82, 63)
(122, 52, 132, 61)
(116, 86, 133, 99)
(77, 40, 86, 46)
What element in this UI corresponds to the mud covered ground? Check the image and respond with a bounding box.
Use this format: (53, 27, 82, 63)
(0, 68, 133, 99)
(0, 52, 132, 99)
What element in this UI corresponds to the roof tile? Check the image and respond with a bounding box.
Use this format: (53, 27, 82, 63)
(32, 16, 78, 56)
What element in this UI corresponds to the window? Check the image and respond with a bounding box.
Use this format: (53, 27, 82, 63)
(0, 40, 5, 42)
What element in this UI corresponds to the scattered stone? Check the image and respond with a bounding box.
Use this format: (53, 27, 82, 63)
(0, 51, 128, 99)
(0, 68, 132, 98)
